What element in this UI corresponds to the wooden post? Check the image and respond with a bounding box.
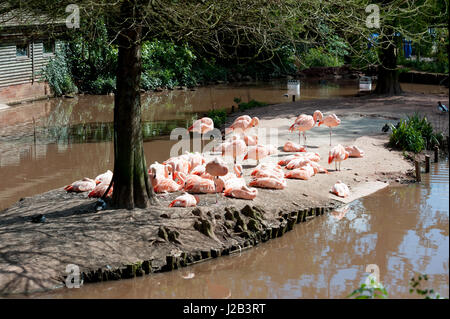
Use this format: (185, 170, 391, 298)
(434, 146, 439, 163)
(415, 160, 421, 182)
(231, 105, 235, 113)
(292, 95, 296, 102)
(32, 117, 36, 145)
(425, 155, 430, 173)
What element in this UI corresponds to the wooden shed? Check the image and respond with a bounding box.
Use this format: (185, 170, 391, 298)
(0, 11, 65, 104)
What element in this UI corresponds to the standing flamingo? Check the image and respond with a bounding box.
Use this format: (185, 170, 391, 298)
(221, 138, 247, 164)
(328, 144, 349, 171)
(318, 113, 341, 146)
(205, 157, 229, 203)
(243, 145, 270, 165)
(188, 117, 214, 152)
(228, 117, 259, 134)
(289, 110, 323, 147)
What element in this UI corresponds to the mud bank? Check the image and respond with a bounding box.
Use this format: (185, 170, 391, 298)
(2, 92, 443, 296)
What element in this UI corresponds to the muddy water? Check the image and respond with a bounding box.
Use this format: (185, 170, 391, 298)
(27, 158, 449, 299)
(0, 80, 446, 211)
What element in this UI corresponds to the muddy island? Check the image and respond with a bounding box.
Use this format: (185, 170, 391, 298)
(0, 91, 447, 296)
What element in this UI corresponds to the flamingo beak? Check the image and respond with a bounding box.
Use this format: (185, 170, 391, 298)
(95, 180, 101, 185)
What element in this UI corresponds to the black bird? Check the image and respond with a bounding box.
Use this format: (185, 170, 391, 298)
(437, 101, 448, 113)
(382, 124, 390, 132)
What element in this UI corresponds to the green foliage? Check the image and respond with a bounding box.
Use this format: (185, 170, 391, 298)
(193, 57, 228, 83)
(41, 49, 77, 96)
(87, 77, 116, 95)
(141, 40, 196, 89)
(237, 99, 268, 111)
(347, 277, 389, 299)
(409, 274, 446, 299)
(207, 109, 227, 127)
(300, 47, 343, 69)
(389, 113, 443, 153)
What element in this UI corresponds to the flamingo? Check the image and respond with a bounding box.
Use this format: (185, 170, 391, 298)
(169, 193, 200, 207)
(243, 134, 258, 146)
(94, 170, 113, 185)
(345, 145, 365, 158)
(184, 176, 225, 194)
(289, 110, 323, 147)
(249, 177, 286, 189)
(228, 116, 259, 133)
(205, 157, 229, 203)
(152, 172, 185, 193)
(284, 167, 314, 180)
(283, 141, 306, 152)
(88, 182, 113, 198)
(149, 162, 171, 179)
(243, 145, 270, 165)
(188, 117, 214, 152)
(330, 180, 350, 198)
(64, 178, 96, 192)
(318, 113, 341, 146)
(224, 185, 258, 200)
(222, 138, 247, 164)
(328, 144, 349, 171)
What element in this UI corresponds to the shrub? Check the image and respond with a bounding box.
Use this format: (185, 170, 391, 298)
(237, 99, 267, 111)
(388, 113, 443, 153)
(207, 109, 227, 127)
(87, 77, 116, 95)
(300, 47, 343, 69)
(41, 50, 77, 96)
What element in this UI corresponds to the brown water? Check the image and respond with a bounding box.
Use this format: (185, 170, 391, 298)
(0, 80, 446, 211)
(27, 158, 449, 299)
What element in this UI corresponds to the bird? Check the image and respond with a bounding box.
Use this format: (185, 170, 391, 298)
(328, 144, 349, 171)
(88, 182, 113, 198)
(149, 162, 171, 179)
(438, 101, 448, 113)
(221, 138, 247, 164)
(330, 181, 350, 198)
(243, 145, 270, 165)
(243, 134, 258, 146)
(318, 113, 341, 146)
(345, 145, 365, 157)
(169, 193, 200, 207)
(205, 157, 229, 203)
(382, 123, 390, 133)
(188, 117, 214, 152)
(64, 177, 96, 192)
(184, 176, 225, 194)
(94, 170, 113, 185)
(228, 116, 259, 133)
(283, 141, 306, 152)
(284, 167, 314, 180)
(224, 185, 258, 200)
(289, 110, 323, 147)
(249, 177, 286, 189)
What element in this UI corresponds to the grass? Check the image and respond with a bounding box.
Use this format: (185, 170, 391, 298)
(235, 98, 268, 111)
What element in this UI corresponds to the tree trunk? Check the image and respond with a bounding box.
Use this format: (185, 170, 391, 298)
(111, 2, 157, 209)
(374, 34, 403, 95)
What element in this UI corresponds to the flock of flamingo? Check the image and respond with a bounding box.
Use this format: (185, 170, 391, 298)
(64, 110, 365, 207)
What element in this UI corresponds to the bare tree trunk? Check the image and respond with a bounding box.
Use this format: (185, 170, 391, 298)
(374, 34, 403, 95)
(111, 1, 156, 209)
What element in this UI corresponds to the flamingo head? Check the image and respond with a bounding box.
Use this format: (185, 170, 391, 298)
(344, 151, 349, 160)
(251, 117, 260, 127)
(234, 164, 243, 177)
(313, 110, 323, 123)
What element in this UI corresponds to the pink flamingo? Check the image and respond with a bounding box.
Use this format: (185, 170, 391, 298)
(345, 145, 364, 158)
(205, 157, 229, 203)
(249, 177, 286, 189)
(330, 180, 350, 198)
(188, 117, 214, 152)
(289, 110, 323, 147)
(284, 168, 314, 180)
(88, 182, 113, 198)
(94, 170, 113, 185)
(328, 144, 349, 171)
(243, 145, 270, 165)
(283, 141, 306, 152)
(224, 185, 258, 200)
(184, 177, 225, 194)
(228, 117, 259, 133)
(222, 138, 247, 164)
(64, 178, 96, 192)
(319, 113, 341, 146)
(169, 193, 200, 207)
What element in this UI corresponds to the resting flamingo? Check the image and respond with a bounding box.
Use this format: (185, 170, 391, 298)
(224, 185, 258, 200)
(289, 110, 323, 147)
(330, 181, 350, 198)
(64, 178, 96, 192)
(169, 193, 199, 207)
(345, 145, 365, 158)
(319, 114, 341, 146)
(228, 116, 259, 134)
(283, 141, 306, 152)
(328, 144, 349, 171)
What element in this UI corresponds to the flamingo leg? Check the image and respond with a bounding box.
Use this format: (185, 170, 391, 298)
(215, 176, 218, 204)
(298, 131, 301, 145)
(329, 128, 332, 146)
(304, 132, 307, 148)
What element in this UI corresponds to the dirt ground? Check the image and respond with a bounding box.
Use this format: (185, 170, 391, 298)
(0, 91, 448, 296)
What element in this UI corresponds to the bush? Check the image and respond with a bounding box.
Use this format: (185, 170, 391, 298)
(87, 77, 116, 95)
(388, 113, 443, 153)
(300, 47, 343, 69)
(237, 99, 267, 111)
(207, 109, 227, 127)
(41, 50, 77, 96)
